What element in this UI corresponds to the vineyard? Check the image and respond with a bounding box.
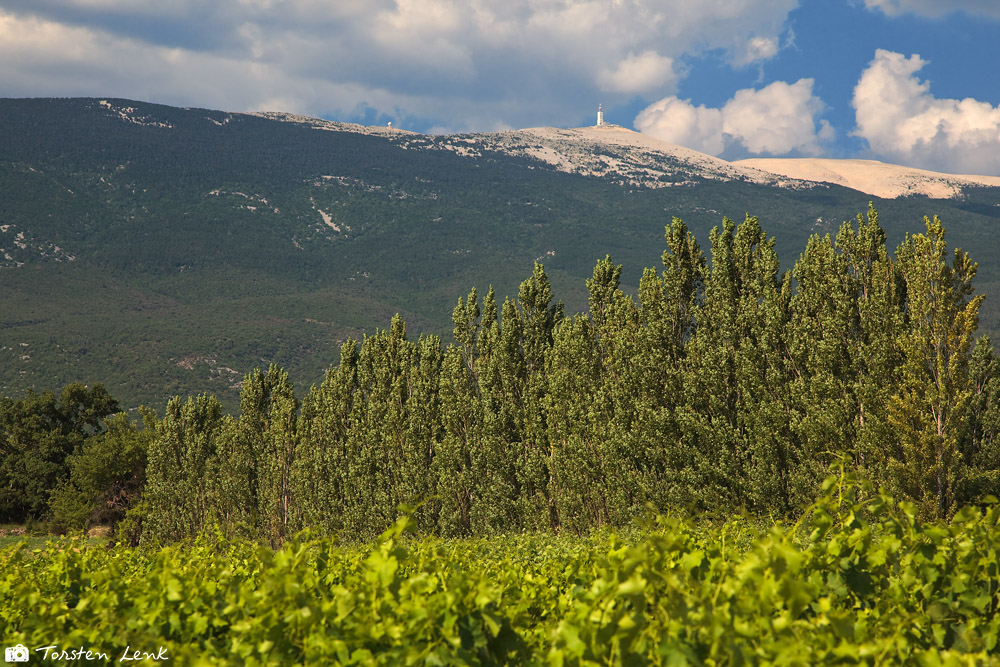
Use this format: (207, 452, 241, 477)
(3, 475, 1000, 665)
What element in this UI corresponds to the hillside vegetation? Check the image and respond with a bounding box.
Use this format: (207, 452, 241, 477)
(3, 98, 1000, 409)
(4, 207, 998, 543)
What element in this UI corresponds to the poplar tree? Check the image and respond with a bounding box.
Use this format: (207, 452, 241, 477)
(632, 219, 705, 510)
(787, 231, 857, 506)
(889, 216, 984, 519)
(434, 289, 484, 536)
(545, 315, 608, 532)
(837, 205, 905, 478)
(962, 337, 1000, 502)
(435, 345, 479, 535)
(224, 364, 298, 547)
(345, 314, 415, 539)
(402, 334, 443, 532)
(292, 339, 360, 534)
(212, 418, 252, 533)
(784, 205, 906, 503)
(513, 263, 563, 529)
(143, 394, 224, 544)
(683, 215, 792, 513)
(586, 255, 641, 522)
(263, 368, 298, 545)
(472, 293, 525, 532)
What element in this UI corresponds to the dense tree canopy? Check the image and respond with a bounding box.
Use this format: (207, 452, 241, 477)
(3, 207, 996, 544)
(0, 383, 118, 523)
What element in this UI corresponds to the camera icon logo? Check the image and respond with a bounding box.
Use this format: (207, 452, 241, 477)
(4, 644, 29, 662)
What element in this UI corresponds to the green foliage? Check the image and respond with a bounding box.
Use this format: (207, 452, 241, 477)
(214, 365, 299, 546)
(681, 215, 794, 514)
(4, 477, 1000, 664)
(785, 205, 904, 506)
(11, 206, 1000, 548)
(470, 293, 525, 533)
(0, 383, 118, 523)
(963, 337, 1000, 501)
(142, 394, 225, 544)
(292, 318, 445, 541)
(292, 340, 358, 535)
(431, 289, 485, 536)
(545, 315, 608, 532)
(48, 411, 152, 532)
(889, 216, 985, 519)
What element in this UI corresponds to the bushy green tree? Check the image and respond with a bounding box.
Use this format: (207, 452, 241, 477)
(342, 315, 418, 539)
(471, 293, 525, 532)
(48, 411, 152, 532)
(961, 337, 1000, 502)
(512, 263, 564, 530)
(837, 205, 906, 479)
(585, 255, 642, 521)
(629, 219, 706, 512)
(0, 383, 118, 523)
(433, 290, 484, 536)
(545, 315, 609, 532)
(787, 227, 865, 506)
(434, 344, 480, 536)
(402, 334, 443, 532)
(783, 205, 906, 508)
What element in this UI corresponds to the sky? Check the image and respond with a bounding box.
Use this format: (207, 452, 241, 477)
(2, 0, 1000, 175)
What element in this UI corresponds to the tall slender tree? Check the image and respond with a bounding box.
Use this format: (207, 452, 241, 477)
(402, 334, 443, 532)
(434, 289, 485, 536)
(473, 294, 525, 532)
(683, 215, 793, 513)
(292, 339, 360, 534)
(345, 314, 415, 539)
(961, 337, 1000, 502)
(889, 216, 984, 519)
(514, 264, 563, 529)
(143, 394, 224, 543)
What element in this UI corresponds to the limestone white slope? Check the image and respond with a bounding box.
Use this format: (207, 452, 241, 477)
(254, 111, 1000, 200)
(430, 125, 812, 191)
(735, 158, 1000, 199)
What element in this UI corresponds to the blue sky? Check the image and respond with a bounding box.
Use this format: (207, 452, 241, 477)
(2, 0, 999, 174)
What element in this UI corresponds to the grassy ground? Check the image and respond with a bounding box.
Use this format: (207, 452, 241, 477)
(0, 524, 109, 551)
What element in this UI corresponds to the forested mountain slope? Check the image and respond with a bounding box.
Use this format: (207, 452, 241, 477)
(2, 97, 1000, 409)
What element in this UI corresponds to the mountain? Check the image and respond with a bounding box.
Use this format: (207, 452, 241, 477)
(2, 97, 1000, 409)
(736, 157, 1000, 199)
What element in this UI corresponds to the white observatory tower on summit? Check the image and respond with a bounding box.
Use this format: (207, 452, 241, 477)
(597, 104, 604, 127)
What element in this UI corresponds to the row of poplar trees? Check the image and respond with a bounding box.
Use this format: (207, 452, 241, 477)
(139, 206, 1000, 545)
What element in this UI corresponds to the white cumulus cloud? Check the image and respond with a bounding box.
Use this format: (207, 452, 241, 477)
(597, 51, 678, 95)
(734, 35, 780, 66)
(635, 78, 833, 157)
(852, 49, 1000, 175)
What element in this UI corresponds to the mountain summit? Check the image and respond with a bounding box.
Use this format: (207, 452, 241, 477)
(254, 108, 1000, 200)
